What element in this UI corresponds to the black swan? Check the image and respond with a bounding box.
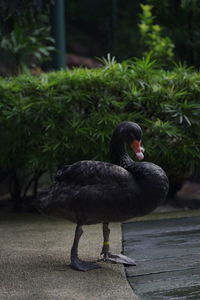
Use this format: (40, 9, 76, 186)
(37, 121, 169, 271)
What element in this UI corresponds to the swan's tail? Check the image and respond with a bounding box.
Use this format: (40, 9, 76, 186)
(34, 184, 56, 213)
(34, 181, 70, 215)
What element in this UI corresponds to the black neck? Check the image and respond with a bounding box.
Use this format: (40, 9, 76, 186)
(110, 133, 133, 168)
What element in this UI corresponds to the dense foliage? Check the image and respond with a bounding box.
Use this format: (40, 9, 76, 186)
(0, 56, 200, 206)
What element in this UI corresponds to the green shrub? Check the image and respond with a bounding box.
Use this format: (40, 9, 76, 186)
(0, 57, 200, 207)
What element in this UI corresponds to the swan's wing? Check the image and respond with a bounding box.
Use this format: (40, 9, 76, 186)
(55, 160, 132, 185)
(69, 182, 142, 224)
(37, 178, 140, 224)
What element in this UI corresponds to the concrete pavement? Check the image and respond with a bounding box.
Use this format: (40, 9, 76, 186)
(0, 213, 139, 300)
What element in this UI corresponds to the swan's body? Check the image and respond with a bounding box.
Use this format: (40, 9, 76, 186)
(42, 160, 167, 224)
(37, 122, 169, 271)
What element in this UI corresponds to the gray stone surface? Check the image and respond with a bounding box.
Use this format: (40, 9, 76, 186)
(123, 216, 200, 300)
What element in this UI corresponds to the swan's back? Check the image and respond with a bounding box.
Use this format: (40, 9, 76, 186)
(55, 160, 132, 184)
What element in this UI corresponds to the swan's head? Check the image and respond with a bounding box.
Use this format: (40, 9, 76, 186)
(115, 121, 144, 160)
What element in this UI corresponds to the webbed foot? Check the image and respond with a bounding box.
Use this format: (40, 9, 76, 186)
(99, 252, 136, 266)
(71, 257, 101, 272)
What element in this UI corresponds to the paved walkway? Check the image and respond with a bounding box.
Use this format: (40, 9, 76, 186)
(123, 216, 200, 300)
(0, 213, 138, 300)
(1, 210, 200, 300)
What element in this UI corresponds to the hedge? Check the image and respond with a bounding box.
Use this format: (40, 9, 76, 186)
(0, 57, 200, 206)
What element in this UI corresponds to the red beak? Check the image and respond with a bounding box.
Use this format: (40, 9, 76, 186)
(131, 140, 144, 160)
